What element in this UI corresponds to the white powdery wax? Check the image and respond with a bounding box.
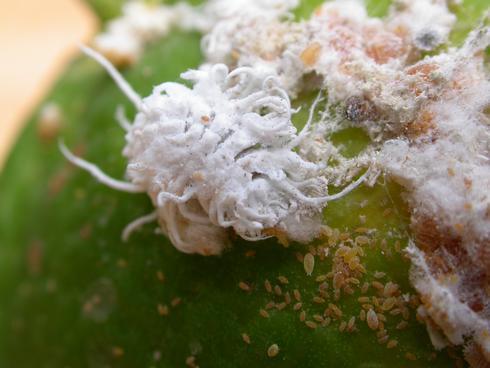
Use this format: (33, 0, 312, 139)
(94, 0, 300, 67)
(380, 24, 490, 248)
(196, 0, 459, 143)
(380, 23, 490, 361)
(61, 47, 366, 256)
(201, 0, 299, 65)
(93, 1, 205, 66)
(291, 0, 455, 126)
(387, 0, 456, 51)
(407, 243, 490, 353)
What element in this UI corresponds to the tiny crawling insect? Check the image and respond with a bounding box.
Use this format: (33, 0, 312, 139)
(61, 46, 368, 256)
(267, 343, 279, 358)
(303, 253, 314, 275)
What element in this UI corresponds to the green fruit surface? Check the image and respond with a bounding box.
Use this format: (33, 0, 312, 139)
(0, 1, 487, 367)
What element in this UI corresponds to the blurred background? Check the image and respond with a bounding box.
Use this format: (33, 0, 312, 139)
(0, 0, 97, 169)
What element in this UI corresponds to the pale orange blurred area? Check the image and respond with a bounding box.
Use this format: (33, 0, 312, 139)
(0, 0, 98, 169)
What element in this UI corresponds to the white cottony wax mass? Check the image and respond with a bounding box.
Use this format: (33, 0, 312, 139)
(61, 46, 366, 256)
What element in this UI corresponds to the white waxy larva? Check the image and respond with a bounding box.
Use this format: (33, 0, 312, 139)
(61, 46, 367, 256)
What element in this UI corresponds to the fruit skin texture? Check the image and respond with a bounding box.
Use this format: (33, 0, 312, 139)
(0, 1, 487, 367)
